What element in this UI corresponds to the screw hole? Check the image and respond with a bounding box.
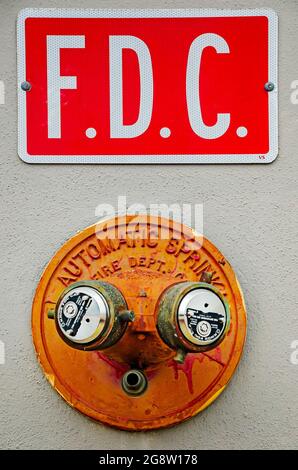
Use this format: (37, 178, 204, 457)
(126, 371, 140, 387)
(204, 303, 209, 308)
(121, 370, 147, 396)
(85, 318, 90, 323)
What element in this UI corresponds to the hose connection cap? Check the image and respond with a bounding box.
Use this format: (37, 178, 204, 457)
(157, 282, 230, 353)
(54, 281, 130, 351)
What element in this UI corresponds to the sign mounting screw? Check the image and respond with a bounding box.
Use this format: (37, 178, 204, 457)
(264, 82, 275, 92)
(21, 81, 31, 91)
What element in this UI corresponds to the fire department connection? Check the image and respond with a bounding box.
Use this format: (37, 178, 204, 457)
(32, 216, 246, 430)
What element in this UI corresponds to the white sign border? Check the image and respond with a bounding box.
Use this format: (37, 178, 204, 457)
(17, 8, 278, 164)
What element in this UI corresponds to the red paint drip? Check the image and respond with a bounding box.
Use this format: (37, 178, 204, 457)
(146, 368, 158, 380)
(96, 352, 157, 383)
(169, 354, 204, 394)
(138, 314, 146, 329)
(96, 352, 129, 379)
(202, 349, 226, 368)
(214, 347, 222, 364)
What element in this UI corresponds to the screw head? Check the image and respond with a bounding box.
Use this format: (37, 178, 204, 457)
(264, 82, 275, 92)
(21, 81, 31, 91)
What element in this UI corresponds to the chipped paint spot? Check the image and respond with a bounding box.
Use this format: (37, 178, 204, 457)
(45, 373, 55, 387)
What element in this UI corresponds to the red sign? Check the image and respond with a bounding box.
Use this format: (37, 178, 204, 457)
(18, 9, 278, 163)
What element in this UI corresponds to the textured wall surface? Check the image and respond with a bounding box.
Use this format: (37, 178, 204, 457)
(0, 0, 298, 450)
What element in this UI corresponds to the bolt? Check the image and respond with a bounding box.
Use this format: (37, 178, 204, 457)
(264, 82, 275, 92)
(118, 310, 135, 322)
(139, 290, 147, 297)
(47, 310, 55, 320)
(200, 271, 213, 284)
(173, 349, 187, 364)
(21, 81, 31, 91)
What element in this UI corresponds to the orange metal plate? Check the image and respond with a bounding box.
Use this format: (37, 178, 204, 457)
(32, 216, 246, 430)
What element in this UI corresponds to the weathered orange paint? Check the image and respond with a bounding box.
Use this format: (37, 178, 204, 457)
(32, 215, 246, 430)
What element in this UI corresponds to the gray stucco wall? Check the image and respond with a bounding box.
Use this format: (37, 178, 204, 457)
(0, 0, 297, 450)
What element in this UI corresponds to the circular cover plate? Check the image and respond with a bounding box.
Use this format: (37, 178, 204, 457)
(177, 287, 228, 347)
(32, 216, 246, 431)
(57, 286, 109, 344)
